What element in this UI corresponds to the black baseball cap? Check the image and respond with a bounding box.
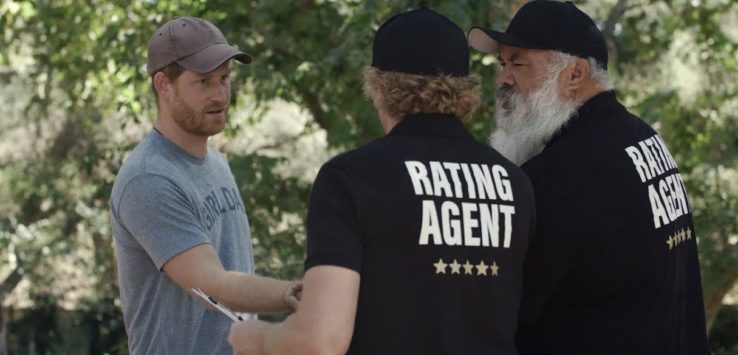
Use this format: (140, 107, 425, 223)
(371, 8, 469, 76)
(468, 1, 608, 69)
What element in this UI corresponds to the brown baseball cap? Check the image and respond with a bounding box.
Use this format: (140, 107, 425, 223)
(146, 16, 251, 75)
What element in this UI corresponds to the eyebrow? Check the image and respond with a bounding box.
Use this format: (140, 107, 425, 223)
(497, 51, 521, 62)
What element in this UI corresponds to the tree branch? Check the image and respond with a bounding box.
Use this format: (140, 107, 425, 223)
(0, 267, 23, 298)
(602, 0, 629, 41)
(601, 0, 629, 73)
(0, 291, 5, 355)
(298, 88, 330, 132)
(268, 47, 329, 131)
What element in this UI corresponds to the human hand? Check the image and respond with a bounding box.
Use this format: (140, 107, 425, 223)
(282, 281, 303, 312)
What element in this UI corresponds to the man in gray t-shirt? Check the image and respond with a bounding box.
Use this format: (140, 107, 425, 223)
(111, 17, 299, 355)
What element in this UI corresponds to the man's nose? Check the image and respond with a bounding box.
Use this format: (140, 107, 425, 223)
(496, 66, 514, 88)
(210, 82, 228, 102)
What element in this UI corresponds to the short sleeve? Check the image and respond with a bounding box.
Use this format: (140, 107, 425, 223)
(304, 163, 362, 272)
(115, 174, 211, 270)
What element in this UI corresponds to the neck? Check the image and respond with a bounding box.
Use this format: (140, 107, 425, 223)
(378, 109, 400, 134)
(155, 112, 208, 158)
(575, 83, 605, 107)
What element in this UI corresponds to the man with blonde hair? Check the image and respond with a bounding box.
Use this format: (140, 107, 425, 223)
(228, 8, 535, 355)
(469, 1, 709, 354)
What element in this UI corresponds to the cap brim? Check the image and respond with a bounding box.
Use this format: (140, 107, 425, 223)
(468, 27, 547, 53)
(177, 43, 252, 73)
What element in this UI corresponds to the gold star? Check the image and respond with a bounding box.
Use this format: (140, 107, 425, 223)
(686, 228, 692, 240)
(476, 260, 488, 276)
(449, 259, 461, 274)
(666, 235, 674, 250)
(490, 262, 499, 276)
(462, 260, 474, 275)
(678, 229, 685, 243)
(433, 258, 448, 274)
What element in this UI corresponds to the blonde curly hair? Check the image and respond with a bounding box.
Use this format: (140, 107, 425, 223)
(362, 67, 482, 121)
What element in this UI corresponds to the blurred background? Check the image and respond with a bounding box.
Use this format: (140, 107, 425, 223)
(0, 0, 736, 353)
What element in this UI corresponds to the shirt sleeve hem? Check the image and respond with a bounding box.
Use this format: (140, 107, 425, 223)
(154, 240, 213, 271)
(304, 255, 361, 274)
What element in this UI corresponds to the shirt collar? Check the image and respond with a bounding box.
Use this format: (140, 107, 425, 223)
(546, 90, 623, 146)
(387, 113, 474, 140)
(150, 128, 208, 164)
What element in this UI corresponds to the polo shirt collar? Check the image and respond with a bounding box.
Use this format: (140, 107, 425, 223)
(387, 113, 474, 139)
(546, 90, 623, 146)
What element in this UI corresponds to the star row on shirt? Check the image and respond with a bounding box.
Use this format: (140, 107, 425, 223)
(433, 258, 499, 276)
(666, 228, 692, 250)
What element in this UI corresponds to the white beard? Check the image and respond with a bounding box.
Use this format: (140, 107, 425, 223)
(490, 73, 580, 165)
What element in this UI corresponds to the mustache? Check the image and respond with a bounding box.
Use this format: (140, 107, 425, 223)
(495, 85, 515, 98)
(496, 85, 517, 111)
(496, 85, 514, 100)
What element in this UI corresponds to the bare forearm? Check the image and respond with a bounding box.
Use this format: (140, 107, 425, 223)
(162, 245, 296, 314)
(230, 317, 338, 355)
(252, 320, 301, 355)
(210, 271, 292, 313)
(229, 266, 358, 355)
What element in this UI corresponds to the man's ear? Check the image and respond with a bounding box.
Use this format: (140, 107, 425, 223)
(561, 58, 590, 97)
(154, 72, 173, 101)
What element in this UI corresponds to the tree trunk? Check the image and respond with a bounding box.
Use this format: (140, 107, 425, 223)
(0, 268, 23, 298)
(0, 262, 27, 355)
(702, 269, 738, 332)
(0, 294, 6, 355)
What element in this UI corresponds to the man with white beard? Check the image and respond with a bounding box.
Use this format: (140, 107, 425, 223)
(469, 1, 709, 355)
(488, 56, 581, 166)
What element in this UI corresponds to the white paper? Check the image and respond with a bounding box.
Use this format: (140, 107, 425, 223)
(191, 288, 256, 322)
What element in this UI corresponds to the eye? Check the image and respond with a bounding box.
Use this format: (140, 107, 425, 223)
(220, 74, 230, 84)
(199, 78, 209, 85)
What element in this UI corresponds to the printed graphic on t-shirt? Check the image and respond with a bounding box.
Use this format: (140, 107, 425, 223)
(404, 161, 516, 249)
(432, 258, 500, 277)
(200, 187, 247, 230)
(665, 228, 692, 250)
(624, 134, 691, 229)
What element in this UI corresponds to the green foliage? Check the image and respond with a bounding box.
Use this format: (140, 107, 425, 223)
(229, 154, 309, 280)
(0, 0, 736, 352)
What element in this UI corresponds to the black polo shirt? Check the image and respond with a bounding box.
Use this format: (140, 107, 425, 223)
(517, 91, 709, 355)
(305, 113, 536, 355)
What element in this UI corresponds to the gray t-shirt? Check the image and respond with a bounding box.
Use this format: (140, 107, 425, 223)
(110, 129, 254, 355)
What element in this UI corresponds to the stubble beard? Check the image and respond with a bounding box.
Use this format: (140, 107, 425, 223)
(490, 72, 581, 165)
(171, 90, 229, 137)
